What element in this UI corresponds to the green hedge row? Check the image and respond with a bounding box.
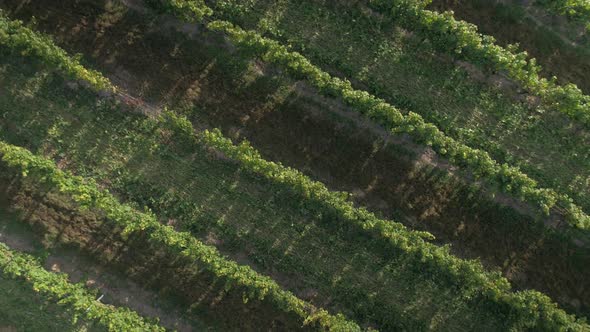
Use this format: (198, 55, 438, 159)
(142, 0, 590, 230)
(0, 141, 361, 331)
(368, 0, 590, 127)
(0, 242, 165, 331)
(535, 0, 590, 27)
(0, 11, 113, 92)
(161, 112, 589, 331)
(205, 20, 590, 230)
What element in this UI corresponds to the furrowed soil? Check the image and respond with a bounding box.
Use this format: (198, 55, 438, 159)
(0, 0, 589, 324)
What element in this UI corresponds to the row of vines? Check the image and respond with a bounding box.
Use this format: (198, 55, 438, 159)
(145, 0, 590, 230)
(0, 11, 113, 91)
(367, 0, 590, 126)
(1, 4, 588, 330)
(0, 242, 165, 331)
(165, 113, 588, 331)
(3, 0, 586, 230)
(7, 99, 585, 330)
(0, 141, 361, 331)
(535, 0, 590, 27)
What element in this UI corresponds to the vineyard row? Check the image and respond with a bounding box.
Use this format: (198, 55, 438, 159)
(145, 0, 590, 230)
(0, 8, 588, 330)
(0, 242, 165, 331)
(0, 140, 361, 331)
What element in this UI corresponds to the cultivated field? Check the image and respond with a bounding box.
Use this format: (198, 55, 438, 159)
(0, 0, 589, 330)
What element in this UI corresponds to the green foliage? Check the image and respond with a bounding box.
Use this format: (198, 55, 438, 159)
(200, 128, 433, 243)
(0, 12, 114, 92)
(4, 1, 588, 328)
(0, 242, 164, 331)
(206, 20, 590, 230)
(0, 141, 361, 332)
(143, 0, 590, 229)
(178, 120, 587, 331)
(0, 53, 586, 329)
(367, 0, 590, 127)
(143, 0, 213, 22)
(535, 0, 590, 26)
